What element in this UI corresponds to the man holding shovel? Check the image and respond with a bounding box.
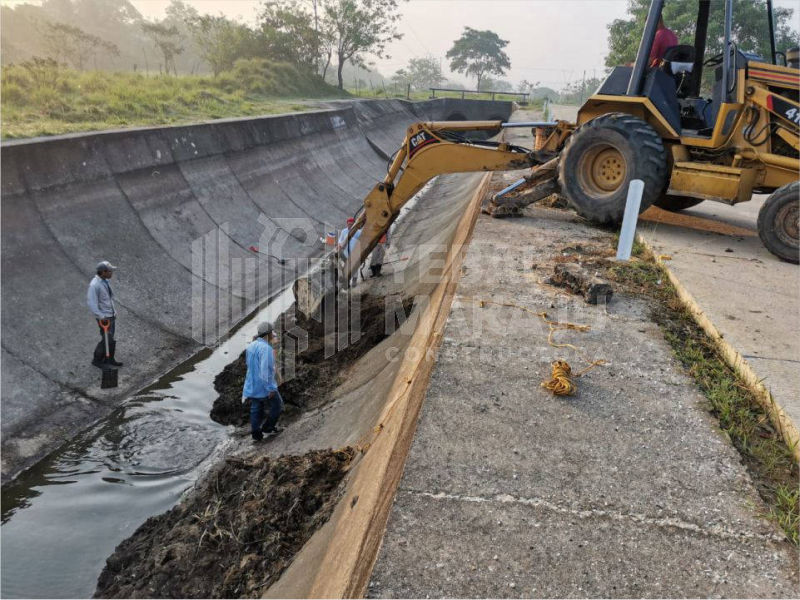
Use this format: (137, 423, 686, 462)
(87, 260, 123, 368)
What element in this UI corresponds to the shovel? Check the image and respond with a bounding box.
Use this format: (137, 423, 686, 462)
(99, 319, 111, 360)
(98, 319, 118, 388)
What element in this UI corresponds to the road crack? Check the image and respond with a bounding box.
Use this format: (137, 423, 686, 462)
(398, 487, 786, 544)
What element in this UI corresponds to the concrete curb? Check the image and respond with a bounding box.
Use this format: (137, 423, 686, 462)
(308, 172, 493, 598)
(639, 234, 800, 462)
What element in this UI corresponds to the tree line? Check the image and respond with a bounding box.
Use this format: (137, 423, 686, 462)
(1, 0, 404, 89)
(3, 0, 796, 99)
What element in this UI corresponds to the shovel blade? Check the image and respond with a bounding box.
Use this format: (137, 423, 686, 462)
(101, 367, 119, 389)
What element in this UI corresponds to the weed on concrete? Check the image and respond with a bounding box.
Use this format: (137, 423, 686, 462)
(607, 255, 799, 545)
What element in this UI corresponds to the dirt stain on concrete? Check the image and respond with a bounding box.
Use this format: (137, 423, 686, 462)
(640, 206, 757, 237)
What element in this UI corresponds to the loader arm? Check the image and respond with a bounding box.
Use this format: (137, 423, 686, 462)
(341, 120, 552, 284)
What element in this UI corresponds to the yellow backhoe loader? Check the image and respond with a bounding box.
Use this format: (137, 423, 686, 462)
(298, 0, 798, 317)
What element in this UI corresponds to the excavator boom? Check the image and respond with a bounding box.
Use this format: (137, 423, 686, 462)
(293, 119, 555, 319)
(341, 121, 553, 284)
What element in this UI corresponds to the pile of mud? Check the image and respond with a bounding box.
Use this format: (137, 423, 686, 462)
(95, 447, 355, 598)
(211, 292, 413, 427)
(95, 291, 415, 598)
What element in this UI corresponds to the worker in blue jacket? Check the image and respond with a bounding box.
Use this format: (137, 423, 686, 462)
(243, 321, 283, 442)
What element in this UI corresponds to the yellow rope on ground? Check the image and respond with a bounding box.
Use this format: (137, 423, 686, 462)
(542, 360, 575, 395)
(474, 298, 606, 395)
(347, 295, 606, 456)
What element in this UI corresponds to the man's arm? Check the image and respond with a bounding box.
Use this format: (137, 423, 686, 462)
(87, 281, 103, 319)
(260, 345, 276, 391)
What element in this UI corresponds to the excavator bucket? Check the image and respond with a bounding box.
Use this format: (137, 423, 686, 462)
(484, 157, 560, 217)
(293, 255, 339, 320)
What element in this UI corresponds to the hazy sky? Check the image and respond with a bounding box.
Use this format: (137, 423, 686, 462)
(128, 0, 628, 87)
(6, 0, 800, 89)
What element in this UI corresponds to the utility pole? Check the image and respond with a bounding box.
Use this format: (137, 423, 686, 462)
(313, 0, 319, 72)
(579, 70, 586, 104)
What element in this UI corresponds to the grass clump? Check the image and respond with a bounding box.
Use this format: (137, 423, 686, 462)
(1, 57, 348, 139)
(608, 255, 799, 544)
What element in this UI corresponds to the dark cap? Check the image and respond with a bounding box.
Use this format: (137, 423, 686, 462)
(96, 260, 117, 273)
(256, 321, 274, 338)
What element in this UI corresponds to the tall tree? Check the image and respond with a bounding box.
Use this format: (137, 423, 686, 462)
(165, 0, 200, 28)
(606, 0, 799, 70)
(391, 67, 411, 88)
(323, 0, 404, 89)
(558, 75, 604, 105)
(316, 7, 338, 80)
(164, 0, 204, 73)
(141, 21, 183, 75)
(446, 27, 510, 90)
(192, 15, 259, 76)
(259, 0, 319, 71)
(396, 55, 444, 90)
(44, 21, 119, 70)
(72, 0, 142, 27)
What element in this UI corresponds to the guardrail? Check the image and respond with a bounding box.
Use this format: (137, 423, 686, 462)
(429, 87, 530, 102)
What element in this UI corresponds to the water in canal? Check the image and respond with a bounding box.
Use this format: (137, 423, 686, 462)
(1, 288, 295, 599)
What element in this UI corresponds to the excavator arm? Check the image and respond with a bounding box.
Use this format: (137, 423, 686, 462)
(340, 120, 553, 284)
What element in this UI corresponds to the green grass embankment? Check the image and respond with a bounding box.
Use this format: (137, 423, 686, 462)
(1, 58, 349, 139)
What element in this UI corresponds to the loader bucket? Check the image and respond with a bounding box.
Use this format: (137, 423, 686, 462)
(293, 254, 339, 320)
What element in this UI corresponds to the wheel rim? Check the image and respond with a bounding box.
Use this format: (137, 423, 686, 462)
(775, 201, 799, 250)
(577, 144, 627, 196)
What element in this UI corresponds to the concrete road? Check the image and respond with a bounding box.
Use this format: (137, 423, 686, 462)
(368, 108, 798, 598)
(639, 199, 800, 435)
(368, 204, 798, 598)
(544, 103, 798, 437)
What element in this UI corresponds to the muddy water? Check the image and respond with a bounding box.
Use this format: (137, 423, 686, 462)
(1, 287, 295, 599)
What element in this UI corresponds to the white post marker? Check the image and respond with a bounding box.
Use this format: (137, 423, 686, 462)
(616, 179, 645, 261)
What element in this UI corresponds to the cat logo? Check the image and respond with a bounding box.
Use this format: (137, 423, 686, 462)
(408, 130, 439, 158)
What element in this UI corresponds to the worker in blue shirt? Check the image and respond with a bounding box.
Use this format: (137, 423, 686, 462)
(243, 321, 283, 442)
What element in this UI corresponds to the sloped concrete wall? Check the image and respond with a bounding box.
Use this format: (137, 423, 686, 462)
(0, 98, 513, 482)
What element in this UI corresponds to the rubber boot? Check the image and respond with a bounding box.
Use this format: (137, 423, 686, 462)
(107, 340, 123, 367)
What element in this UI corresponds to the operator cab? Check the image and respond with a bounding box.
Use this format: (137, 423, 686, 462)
(595, 0, 787, 139)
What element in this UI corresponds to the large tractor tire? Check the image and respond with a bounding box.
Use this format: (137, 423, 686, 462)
(654, 195, 704, 211)
(558, 113, 668, 225)
(757, 181, 799, 264)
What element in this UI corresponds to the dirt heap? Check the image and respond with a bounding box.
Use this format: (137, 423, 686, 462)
(95, 291, 414, 598)
(211, 292, 413, 427)
(95, 447, 355, 598)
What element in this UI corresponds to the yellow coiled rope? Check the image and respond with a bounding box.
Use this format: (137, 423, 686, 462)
(542, 360, 575, 395)
(345, 295, 606, 459)
(475, 298, 606, 396)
